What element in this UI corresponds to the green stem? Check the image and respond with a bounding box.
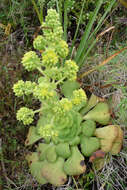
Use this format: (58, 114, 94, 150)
(34, 108, 42, 114)
(37, 67, 46, 76)
(34, 101, 49, 114)
(55, 77, 66, 85)
(31, 0, 42, 24)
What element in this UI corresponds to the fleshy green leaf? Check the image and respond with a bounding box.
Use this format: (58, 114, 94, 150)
(25, 126, 42, 146)
(61, 80, 80, 98)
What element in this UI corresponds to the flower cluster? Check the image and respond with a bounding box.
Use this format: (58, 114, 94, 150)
(42, 49, 58, 67)
(33, 81, 56, 101)
(38, 124, 58, 139)
(42, 9, 63, 42)
(72, 89, 87, 105)
(33, 35, 46, 51)
(13, 80, 25, 97)
(32, 9, 69, 71)
(55, 40, 69, 59)
(13, 9, 83, 144)
(54, 98, 73, 115)
(24, 81, 36, 95)
(16, 107, 34, 125)
(13, 80, 36, 97)
(43, 67, 63, 81)
(64, 60, 79, 81)
(45, 9, 61, 29)
(21, 51, 41, 71)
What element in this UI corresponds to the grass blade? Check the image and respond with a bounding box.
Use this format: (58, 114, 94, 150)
(56, 0, 63, 24)
(78, 0, 116, 68)
(75, 0, 103, 64)
(63, 0, 68, 41)
(31, 0, 43, 24)
(69, 0, 86, 58)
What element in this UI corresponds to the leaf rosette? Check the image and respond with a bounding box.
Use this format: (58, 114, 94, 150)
(53, 111, 82, 143)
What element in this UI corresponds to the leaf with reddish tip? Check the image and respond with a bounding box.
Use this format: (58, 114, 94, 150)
(89, 150, 106, 162)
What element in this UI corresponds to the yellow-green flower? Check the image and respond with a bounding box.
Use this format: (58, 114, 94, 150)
(54, 98, 73, 115)
(33, 35, 46, 50)
(33, 81, 56, 101)
(72, 89, 87, 105)
(41, 88, 54, 97)
(42, 49, 58, 67)
(13, 80, 37, 97)
(24, 81, 36, 95)
(38, 124, 58, 138)
(55, 40, 69, 59)
(16, 107, 34, 125)
(22, 51, 41, 71)
(45, 9, 61, 29)
(42, 9, 63, 42)
(64, 60, 79, 81)
(53, 26, 63, 40)
(43, 67, 63, 81)
(60, 98, 73, 111)
(13, 80, 25, 97)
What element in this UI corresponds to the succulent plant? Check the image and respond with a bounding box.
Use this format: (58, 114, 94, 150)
(24, 101, 123, 186)
(13, 9, 124, 187)
(53, 111, 82, 143)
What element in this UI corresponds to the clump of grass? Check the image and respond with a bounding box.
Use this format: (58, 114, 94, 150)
(93, 144, 127, 190)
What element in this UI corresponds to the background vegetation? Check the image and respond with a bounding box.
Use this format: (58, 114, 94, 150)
(0, 0, 127, 189)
